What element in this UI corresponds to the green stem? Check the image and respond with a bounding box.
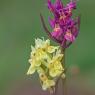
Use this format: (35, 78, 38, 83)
(61, 46, 66, 95)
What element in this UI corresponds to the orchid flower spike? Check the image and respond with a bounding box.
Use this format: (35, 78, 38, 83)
(40, 0, 80, 48)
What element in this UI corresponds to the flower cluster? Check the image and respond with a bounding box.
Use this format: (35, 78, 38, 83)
(27, 38, 65, 91)
(40, 0, 80, 48)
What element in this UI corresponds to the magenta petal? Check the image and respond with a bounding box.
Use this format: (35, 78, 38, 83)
(51, 31, 62, 39)
(64, 33, 75, 42)
(47, 0, 55, 11)
(67, 1, 76, 9)
(51, 26, 63, 39)
(48, 17, 55, 28)
(54, 0, 63, 10)
(51, 31, 59, 37)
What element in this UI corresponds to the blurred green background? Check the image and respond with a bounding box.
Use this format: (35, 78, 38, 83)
(0, 0, 95, 95)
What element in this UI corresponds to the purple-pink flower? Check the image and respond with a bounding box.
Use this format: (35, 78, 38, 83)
(40, 0, 80, 48)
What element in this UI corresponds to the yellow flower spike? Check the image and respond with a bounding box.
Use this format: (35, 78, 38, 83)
(27, 38, 59, 74)
(27, 38, 64, 91)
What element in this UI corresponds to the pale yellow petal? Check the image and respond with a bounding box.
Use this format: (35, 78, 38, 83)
(47, 46, 59, 53)
(48, 61, 64, 77)
(35, 38, 43, 48)
(27, 65, 36, 75)
(42, 79, 55, 90)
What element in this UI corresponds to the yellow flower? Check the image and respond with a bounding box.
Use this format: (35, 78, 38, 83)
(48, 50, 64, 77)
(42, 79, 55, 90)
(35, 38, 59, 53)
(42, 39, 59, 53)
(37, 67, 55, 90)
(27, 49, 43, 75)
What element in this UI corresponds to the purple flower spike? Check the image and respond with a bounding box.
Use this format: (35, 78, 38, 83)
(40, 0, 80, 48)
